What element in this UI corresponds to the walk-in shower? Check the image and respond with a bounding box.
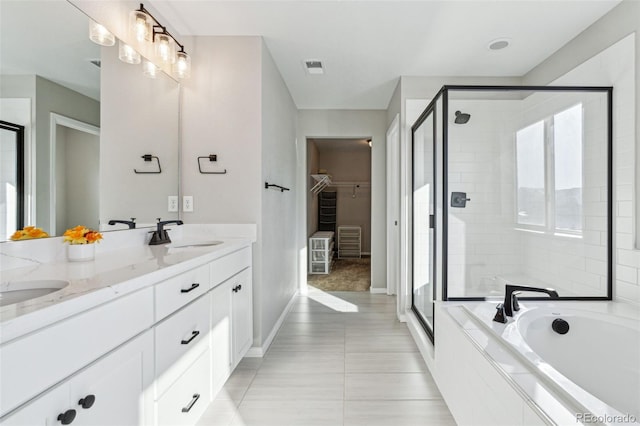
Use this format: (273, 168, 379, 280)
(411, 85, 612, 340)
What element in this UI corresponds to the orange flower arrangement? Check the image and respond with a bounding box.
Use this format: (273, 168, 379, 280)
(10, 226, 49, 240)
(63, 225, 103, 245)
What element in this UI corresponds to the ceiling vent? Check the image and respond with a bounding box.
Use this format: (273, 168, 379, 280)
(304, 59, 324, 75)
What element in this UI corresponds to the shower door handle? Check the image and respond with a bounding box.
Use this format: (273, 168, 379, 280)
(429, 215, 434, 229)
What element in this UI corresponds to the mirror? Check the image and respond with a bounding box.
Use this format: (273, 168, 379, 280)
(0, 0, 180, 241)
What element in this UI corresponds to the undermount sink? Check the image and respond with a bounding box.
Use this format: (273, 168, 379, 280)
(167, 240, 224, 249)
(0, 280, 69, 307)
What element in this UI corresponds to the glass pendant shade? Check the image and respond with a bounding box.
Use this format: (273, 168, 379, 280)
(173, 51, 191, 79)
(118, 41, 141, 65)
(89, 20, 115, 46)
(154, 33, 176, 64)
(129, 10, 151, 43)
(142, 60, 158, 78)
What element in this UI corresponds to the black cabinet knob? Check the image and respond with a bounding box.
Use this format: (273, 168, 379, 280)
(237, 284, 242, 291)
(78, 394, 96, 409)
(57, 409, 76, 424)
(232, 285, 238, 293)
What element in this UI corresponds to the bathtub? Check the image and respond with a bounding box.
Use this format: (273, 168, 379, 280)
(461, 302, 640, 425)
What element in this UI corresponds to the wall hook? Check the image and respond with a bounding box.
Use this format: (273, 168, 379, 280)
(134, 154, 161, 174)
(198, 154, 227, 174)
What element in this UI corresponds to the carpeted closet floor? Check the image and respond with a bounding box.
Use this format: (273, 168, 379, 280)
(307, 257, 371, 291)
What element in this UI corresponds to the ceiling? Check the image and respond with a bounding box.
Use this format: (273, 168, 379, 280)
(150, 0, 621, 110)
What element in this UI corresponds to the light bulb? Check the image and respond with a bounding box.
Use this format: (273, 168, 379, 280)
(118, 41, 141, 65)
(154, 33, 176, 64)
(143, 60, 158, 78)
(173, 51, 191, 79)
(89, 20, 115, 46)
(129, 10, 151, 43)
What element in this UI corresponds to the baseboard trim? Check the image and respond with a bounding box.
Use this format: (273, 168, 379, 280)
(245, 290, 299, 358)
(369, 287, 387, 294)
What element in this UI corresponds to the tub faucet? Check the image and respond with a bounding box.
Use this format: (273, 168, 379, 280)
(503, 284, 559, 317)
(149, 219, 183, 245)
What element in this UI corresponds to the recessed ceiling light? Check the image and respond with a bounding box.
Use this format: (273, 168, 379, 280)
(303, 59, 324, 75)
(487, 38, 510, 51)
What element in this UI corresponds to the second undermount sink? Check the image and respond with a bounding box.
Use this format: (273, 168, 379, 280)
(0, 280, 69, 307)
(167, 240, 224, 249)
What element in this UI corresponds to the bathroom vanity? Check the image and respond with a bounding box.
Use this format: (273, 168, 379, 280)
(0, 228, 254, 425)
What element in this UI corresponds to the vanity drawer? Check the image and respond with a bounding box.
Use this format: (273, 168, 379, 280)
(154, 293, 210, 395)
(0, 287, 153, 417)
(155, 264, 209, 321)
(210, 247, 251, 289)
(156, 348, 211, 426)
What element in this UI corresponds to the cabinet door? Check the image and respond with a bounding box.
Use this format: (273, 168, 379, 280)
(232, 268, 253, 365)
(69, 331, 154, 426)
(0, 384, 70, 426)
(210, 279, 232, 396)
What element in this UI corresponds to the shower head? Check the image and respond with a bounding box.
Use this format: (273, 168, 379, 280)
(454, 111, 471, 124)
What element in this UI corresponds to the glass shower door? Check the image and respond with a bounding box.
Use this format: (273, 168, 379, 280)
(412, 107, 436, 340)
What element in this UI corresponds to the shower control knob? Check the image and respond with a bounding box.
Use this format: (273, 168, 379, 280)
(552, 318, 570, 335)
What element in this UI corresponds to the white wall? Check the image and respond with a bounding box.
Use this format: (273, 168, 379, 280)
(259, 39, 298, 349)
(100, 44, 179, 226)
(525, 22, 637, 305)
(297, 110, 387, 290)
(181, 36, 298, 351)
(306, 140, 319, 238)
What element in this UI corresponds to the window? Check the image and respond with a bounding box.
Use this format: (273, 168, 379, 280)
(515, 104, 583, 233)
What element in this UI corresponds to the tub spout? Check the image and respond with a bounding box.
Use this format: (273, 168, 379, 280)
(504, 285, 558, 317)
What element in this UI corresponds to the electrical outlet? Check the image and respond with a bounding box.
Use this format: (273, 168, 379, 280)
(183, 196, 194, 212)
(168, 196, 178, 212)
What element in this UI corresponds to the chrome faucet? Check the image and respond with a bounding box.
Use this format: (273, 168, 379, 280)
(149, 218, 183, 245)
(503, 284, 559, 317)
(108, 218, 136, 229)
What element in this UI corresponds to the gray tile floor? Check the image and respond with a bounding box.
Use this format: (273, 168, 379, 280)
(197, 289, 456, 426)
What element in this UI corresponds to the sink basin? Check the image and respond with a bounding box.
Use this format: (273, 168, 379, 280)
(167, 240, 224, 249)
(0, 280, 69, 307)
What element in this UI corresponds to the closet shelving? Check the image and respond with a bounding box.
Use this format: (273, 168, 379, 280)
(338, 226, 362, 259)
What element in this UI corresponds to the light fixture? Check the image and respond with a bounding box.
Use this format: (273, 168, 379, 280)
(119, 40, 141, 65)
(142, 60, 158, 78)
(368, 139, 372, 147)
(154, 32, 176, 64)
(89, 20, 115, 46)
(173, 51, 191, 79)
(129, 9, 151, 43)
(131, 4, 191, 78)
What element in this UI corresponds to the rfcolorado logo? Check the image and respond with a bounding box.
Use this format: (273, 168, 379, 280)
(576, 413, 638, 424)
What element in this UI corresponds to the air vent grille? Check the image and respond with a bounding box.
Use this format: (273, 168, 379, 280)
(304, 59, 324, 75)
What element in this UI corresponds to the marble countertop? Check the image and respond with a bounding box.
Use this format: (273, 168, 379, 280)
(0, 237, 252, 345)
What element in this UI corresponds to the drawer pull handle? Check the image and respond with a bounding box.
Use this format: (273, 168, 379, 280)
(57, 409, 76, 424)
(181, 393, 201, 413)
(181, 330, 200, 345)
(181, 283, 200, 293)
(78, 394, 96, 409)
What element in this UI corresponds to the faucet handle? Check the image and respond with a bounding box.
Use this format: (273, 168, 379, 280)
(512, 292, 521, 312)
(493, 303, 508, 324)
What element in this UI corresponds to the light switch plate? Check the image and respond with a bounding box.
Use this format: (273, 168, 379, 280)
(168, 196, 178, 212)
(183, 196, 194, 212)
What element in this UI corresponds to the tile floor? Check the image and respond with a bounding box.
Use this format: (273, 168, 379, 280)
(197, 288, 456, 426)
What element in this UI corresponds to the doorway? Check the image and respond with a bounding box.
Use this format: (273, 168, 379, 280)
(50, 114, 100, 235)
(306, 138, 372, 291)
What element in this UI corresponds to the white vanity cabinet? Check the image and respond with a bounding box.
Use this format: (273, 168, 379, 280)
(2, 330, 154, 426)
(0, 243, 254, 426)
